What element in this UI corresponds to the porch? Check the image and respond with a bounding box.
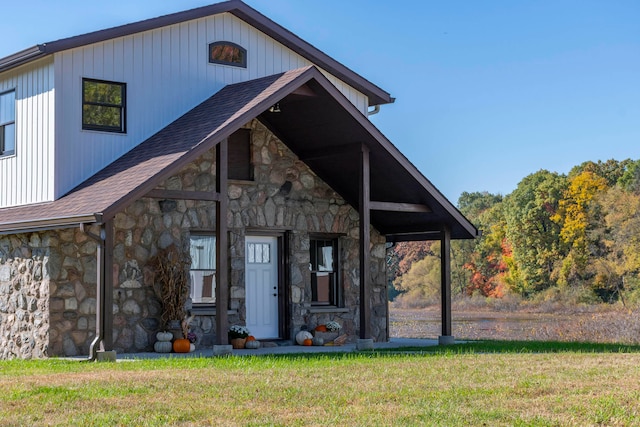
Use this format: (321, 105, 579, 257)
(110, 338, 441, 360)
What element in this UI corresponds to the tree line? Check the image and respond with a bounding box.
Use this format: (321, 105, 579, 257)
(390, 158, 640, 306)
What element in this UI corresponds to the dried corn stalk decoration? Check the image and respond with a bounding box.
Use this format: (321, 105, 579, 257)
(150, 244, 192, 327)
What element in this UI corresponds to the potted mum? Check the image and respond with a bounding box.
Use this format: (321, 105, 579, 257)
(228, 325, 250, 349)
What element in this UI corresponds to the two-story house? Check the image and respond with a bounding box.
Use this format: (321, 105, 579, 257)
(0, 0, 478, 359)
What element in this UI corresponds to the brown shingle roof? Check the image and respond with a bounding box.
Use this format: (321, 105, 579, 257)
(0, 66, 315, 232)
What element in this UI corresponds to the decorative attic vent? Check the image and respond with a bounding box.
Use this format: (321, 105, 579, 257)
(208, 41, 247, 68)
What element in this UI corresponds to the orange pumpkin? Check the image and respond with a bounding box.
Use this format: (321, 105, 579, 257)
(173, 338, 191, 353)
(303, 338, 313, 346)
(246, 335, 256, 341)
(315, 325, 327, 332)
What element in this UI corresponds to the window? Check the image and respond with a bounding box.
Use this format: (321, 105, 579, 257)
(310, 237, 342, 306)
(247, 242, 271, 264)
(208, 41, 247, 68)
(0, 90, 15, 157)
(189, 235, 216, 304)
(82, 78, 126, 133)
(228, 128, 253, 180)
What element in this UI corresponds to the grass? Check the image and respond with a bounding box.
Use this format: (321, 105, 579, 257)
(2, 341, 640, 426)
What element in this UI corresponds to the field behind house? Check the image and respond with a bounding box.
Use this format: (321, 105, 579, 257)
(390, 303, 640, 344)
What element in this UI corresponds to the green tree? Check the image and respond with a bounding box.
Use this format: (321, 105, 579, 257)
(503, 170, 567, 295)
(618, 159, 640, 193)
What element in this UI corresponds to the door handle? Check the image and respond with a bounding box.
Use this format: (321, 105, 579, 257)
(273, 293, 277, 297)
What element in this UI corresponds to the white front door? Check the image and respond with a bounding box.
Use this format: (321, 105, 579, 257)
(245, 236, 280, 339)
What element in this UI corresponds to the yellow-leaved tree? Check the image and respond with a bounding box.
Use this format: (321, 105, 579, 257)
(552, 171, 607, 287)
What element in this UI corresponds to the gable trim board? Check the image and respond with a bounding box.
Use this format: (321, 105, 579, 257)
(0, 66, 478, 241)
(0, 1, 392, 107)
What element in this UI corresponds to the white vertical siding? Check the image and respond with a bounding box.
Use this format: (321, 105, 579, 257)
(0, 59, 55, 208)
(51, 12, 369, 199)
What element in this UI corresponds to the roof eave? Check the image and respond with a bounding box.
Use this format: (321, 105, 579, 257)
(0, 45, 47, 73)
(0, 213, 99, 235)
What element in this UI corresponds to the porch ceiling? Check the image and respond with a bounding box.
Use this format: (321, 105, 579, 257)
(258, 80, 477, 240)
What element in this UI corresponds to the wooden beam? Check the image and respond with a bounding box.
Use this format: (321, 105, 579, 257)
(385, 231, 441, 243)
(145, 189, 220, 202)
(215, 139, 229, 345)
(370, 201, 431, 213)
(359, 143, 371, 339)
(440, 226, 452, 338)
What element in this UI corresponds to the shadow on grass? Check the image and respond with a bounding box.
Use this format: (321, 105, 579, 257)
(376, 340, 640, 355)
(220, 340, 640, 363)
(250, 341, 640, 362)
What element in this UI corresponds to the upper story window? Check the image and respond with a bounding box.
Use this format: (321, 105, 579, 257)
(189, 234, 216, 305)
(82, 78, 126, 133)
(209, 41, 247, 68)
(0, 90, 15, 157)
(310, 236, 343, 307)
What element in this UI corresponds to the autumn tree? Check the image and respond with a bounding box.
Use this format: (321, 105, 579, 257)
(551, 171, 608, 287)
(569, 159, 632, 187)
(457, 192, 506, 296)
(592, 187, 640, 303)
(393, 248, 442, 307)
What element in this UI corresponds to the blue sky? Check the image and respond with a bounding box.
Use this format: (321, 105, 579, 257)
(1, 1, 638, 202)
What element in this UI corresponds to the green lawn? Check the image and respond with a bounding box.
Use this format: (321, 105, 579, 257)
(1, 341, 640, 426)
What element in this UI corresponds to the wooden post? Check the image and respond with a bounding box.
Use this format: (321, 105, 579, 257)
(215, 139, 229, 345)
(439, 225, 454, 344)
(359, 144, 371, 339)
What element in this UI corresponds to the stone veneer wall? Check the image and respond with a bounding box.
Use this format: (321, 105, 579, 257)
(0, 234, 51, 359)
(0, 226, 107, 358)
(0, 119, 388, 358)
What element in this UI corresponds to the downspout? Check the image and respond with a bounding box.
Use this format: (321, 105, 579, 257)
(367, 105, 380, 116)
(81, 223, 106, 361)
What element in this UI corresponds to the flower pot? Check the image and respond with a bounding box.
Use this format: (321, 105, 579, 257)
(230, 338, 246, 349)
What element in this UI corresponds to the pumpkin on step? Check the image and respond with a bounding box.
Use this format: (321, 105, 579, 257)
(156, 331, 173, 342)
(245, 340, 261, 349)
(173, 338, 191, 353)
(303, 338, 313, 346)
(154, 340, 173, 353)
(295, 330, 313, 345)
(314, 325, 327, 332)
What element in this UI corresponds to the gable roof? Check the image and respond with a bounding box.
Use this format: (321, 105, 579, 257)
(0, 0, 392, 107)
(0, 66, 477, 240)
